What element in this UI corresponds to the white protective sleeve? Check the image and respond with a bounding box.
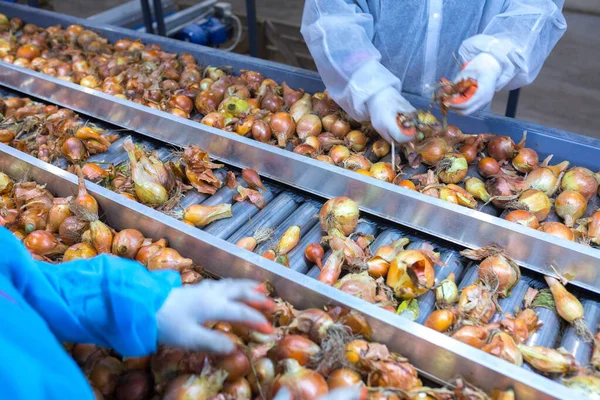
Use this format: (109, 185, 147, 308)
(300, 0, 403, 122)
(459, 0, 567, 91)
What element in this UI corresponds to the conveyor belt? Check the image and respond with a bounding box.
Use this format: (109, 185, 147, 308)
(1, 90, 597, 399)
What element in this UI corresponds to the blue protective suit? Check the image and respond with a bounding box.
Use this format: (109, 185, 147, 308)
(0, 227, 181, 399)
(301, 0, 567, 122)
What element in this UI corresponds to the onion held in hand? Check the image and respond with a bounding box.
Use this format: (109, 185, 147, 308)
(319, 197, 359, 236)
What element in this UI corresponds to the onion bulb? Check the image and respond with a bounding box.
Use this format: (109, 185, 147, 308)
(0, 172, 13, 195)
(343, 154, 371, 171)
(147, 248, 193, 271)
(465, 177, 491, 203)
(123, 138, 168, 206)
(415, 137, 451, 166)
(63, 242, 97, 261)
(290, 93, 312, 122)
(72, 166, 99, 218)
(183, 203, 232, 227)
(111, 229, 145, 259)
(458, 284, 496, 324)
(424, 309, 455, 332)
(371, 139, 390, 159)
(90, 220, 113, 254)
(487, 135, 522, 162)
(271, 359, 328, 399)
(305, 243, 324, 269)
(555, 190, 587, 227)
(326, 368, 361, 390)
(296, 114, 322, 140)
(451, 324, 497, 349)
(512, 148, 539, 173)
(524, 157, 569, 196)
(514, 189, 551, 221)
(23, 230, 67, 257)
(539, 221, 574, 241)
(319, 197, 359, 236)
(437, 153, 468, 184)
(270, 335, 320, 365)
(387, 249, 437, 299)
(329, 145, 351, 165)
(270, 112, 296, 147)
(241, 169, 266, 191)
(505, 210, 539, 229)
(481, 332, 523, 366)
(369, 162, 395, 183)
(345, 130, 367, 152)
(560, 167, 599, 201)
(545, 276, 594, 342)
(163, 371, 227, 400)
(518, 345, 579, 374)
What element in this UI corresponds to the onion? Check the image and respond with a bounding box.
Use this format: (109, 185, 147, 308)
(315, 155, 335, 165)
(327, 368, 362, 390)
(371, 139, 390, 159)
(217, 349, 251, 382)
(115, 370, 151, 400)
(369, 162, 395, 183)
(261, 89, 284, 113)
(512, 148, 539, 173)
(63, 242, 97, 261)
(424, 309, 455, 332)
(514, 189, 551, 221)
(539, 221, 574, 241)
(435, 273, 458, 307)
(317, 250, 345, 286)
(518, 344, 579, 374)
(163, 371, 227, 400)
(464, 177, 491, 203)
(487, 176, 525, 208)
(0, 172, 13, 195)
(296, 114, 322, 140)
(222, 378, 252, 400)
(24, 230, 67, 257)
(459, 135, 483, 164)
(555, 190, 587, 227)
(276, 225, 301, 255)
(293, 144, 317, 157)
(183, 204, 232, 227)
(123, 138, 169, 206)
(563, 375, 600, 397)
(240, 69, 265, 93)
(319, 197, 359, 236)
(473, 249, 521, 298)
(58, 216, 88, 245)
(344, 130, 367, 152)
(343, 154, 371, 171)
(329, 118, 351, 139)
(334, 272, 379, 303)
(478, 157, 501, 178)
(524, 157, 569, 196)
(544, 276, 593, 342)
(367, 359, 422, 390)
(251, 119, 272, 142)
(282, 82, 304, 107)
(318, 132, 343, 152)
(62, 137, 88, 164)
(329, 145, 350, 165)
(194, 90, 220, 114)
(247, 357, 275, 394)
(72, 166, 99, 218)
(270, 112, 296, 147)
(437, 153, 468, 184)
(146, 247, 192, 271)
(481, 332, 523, 366)
(270, 335, 320, 365)
(415, 137, 451, 165)
(584, 210, 600, 245)
(458, 284, 496, 323)
(396, 179, 416, 191)
(505, 210, 540, 229)
(16, 44, 40, 61)
(218, 96, 250, 117)
(487, 135, 519, 161)
(82, 163, 109, 182)
(111, 228, 145, 258)
(451, 323, 498, 349)
(305, 243, 324, 269)
(271, 359, 328, 399)
(88, 356, 124, 396)
(304, 136, 320, 151)
(387, 250, 437, 299)
(19, 208, 47, 233)
(290, 93, 312, 122)
(560, 167, 599, 201)
(242, 169, 266, 191)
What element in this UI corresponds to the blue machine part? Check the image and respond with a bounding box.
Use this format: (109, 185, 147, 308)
(174, 17, 228, 47)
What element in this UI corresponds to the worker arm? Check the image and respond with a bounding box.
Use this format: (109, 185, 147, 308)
(300, 0, 404, 122)
(0, 228, 181, 357)
(459, 0, 567, 91)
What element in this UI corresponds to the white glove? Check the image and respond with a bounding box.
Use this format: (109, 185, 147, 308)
(273, 386, 365, 400)
(366, 87, 416, 144)
(449, 53, 502, 115)
(156, 279, 273, 353)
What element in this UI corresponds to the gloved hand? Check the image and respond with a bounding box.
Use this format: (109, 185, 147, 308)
(273, 386, 367, 400)
(366, 87, 416, 144)
(450, 53, 503, 115)
(156, 279, 274, 353)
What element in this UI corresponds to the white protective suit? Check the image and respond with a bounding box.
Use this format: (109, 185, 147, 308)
(301, 0, 567, 125)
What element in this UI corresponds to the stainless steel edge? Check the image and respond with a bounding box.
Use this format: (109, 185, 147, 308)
(0, 143, 576, 400)
(1, 63, 599, 295)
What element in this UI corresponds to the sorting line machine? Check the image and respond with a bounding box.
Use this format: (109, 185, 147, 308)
(0, 3, 598, 399)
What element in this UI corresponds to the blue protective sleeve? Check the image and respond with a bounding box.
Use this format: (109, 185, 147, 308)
(0, 227, 182, 357)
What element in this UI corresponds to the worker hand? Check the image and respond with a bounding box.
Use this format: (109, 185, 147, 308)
(450, 53, 502, 115)
(273, 386, 367, 400)
(366, 87, 416, 144)
(156, 279, 274, 353)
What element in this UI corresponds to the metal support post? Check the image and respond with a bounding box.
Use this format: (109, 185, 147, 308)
(505, 88, 520, 118)
(152, 0, 167, 36)
(245, 0, 258, 57)
(139, 0, 154, 34)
